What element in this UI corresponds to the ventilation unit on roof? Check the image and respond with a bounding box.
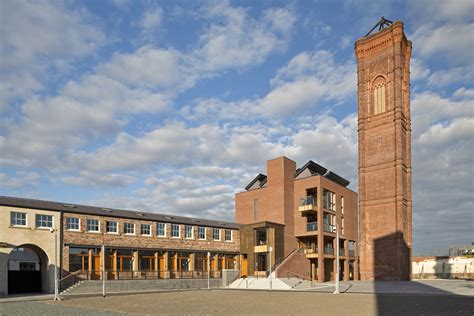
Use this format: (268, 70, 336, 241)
(191, 219, 200, 222)
(165, 216, 174, 220)
(62, 204, 76, 208)
(137, 213, 145, 216)
(102, 208, 113, 213)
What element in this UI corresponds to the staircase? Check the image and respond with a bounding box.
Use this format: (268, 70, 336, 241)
(61, 279, 222, 296)
(228, 277, 291, 290)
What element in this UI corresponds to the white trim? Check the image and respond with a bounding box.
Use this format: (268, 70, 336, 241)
(66, 216, 81, 231)
(184, 225, 194, 239)
(198, 226, 207, 240)
(105, 220, 119, 234)
(224, 229, 233, 242)
(86, 218, 100, 233)
(140, 223, 152, 236)
(212, 228, 221, 241)
(156, 222, 167, 238)
(10, 211, 27, 228)
(35, 213, 54, 229)
(170, 223, 180, 238)
(124, 222, 135, 235)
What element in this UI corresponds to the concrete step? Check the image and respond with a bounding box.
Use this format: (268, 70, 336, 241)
(228, 277, 291, 290)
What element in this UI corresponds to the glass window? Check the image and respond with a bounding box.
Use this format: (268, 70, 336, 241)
(171, 224, 180, 238)
(69, 248, 89, 272)
(323, 189, 335, 211)
(185, 225, 193, 239)
(341, 196, 345, 214)
(225, 229, 232, 242)
(124, 223, 135, 234)
(87, 219, 99, 232)
(141, 224, 151, 236)
(36, 214, 53, 228)
(157, 223, 166, 237)
(256, 229, 267, 245)
(198, 226, 206, 240)
(106, 221, 118, 233)
(10, 212, 27, 226)
(67, 217, 80, 230)
(212, 228, 220, 241)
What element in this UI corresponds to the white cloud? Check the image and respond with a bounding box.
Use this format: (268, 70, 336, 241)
(0, 171, 40, 189)
(0, 0, 105, 109)
(62, 171, 134, 187)
(140, 5, 163, 34)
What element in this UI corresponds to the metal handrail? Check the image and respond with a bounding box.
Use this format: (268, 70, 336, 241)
(300, 196, 316, 206)
(286, 271, 311, 281)
(59, 270, 82, 283)
(306, 222, 317, 231)
(271, 246, 303, 273)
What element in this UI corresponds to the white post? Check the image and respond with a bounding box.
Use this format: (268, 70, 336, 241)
(334, 222, 340, 294)
(102, 244, 106, 297)
(207, 251, 210, 290)
(54, 231, 60, 301)
(268, 246, 272, 291)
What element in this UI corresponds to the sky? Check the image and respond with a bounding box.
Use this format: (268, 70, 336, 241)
(0, 0, 472, 255)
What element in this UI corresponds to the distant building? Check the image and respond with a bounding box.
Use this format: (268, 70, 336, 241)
(235, 156, 359, 282)
(449, 243, 474, 257)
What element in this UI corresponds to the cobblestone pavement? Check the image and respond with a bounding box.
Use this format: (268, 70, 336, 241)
(1, 289, 473, 316)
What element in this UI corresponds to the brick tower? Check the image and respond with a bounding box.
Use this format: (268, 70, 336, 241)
(355, 18, 412, 280)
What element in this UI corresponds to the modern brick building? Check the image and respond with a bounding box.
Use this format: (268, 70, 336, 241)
(236, 157, 359, 282)
(355, 18, 413, 280)
(0, 196, 239, 295)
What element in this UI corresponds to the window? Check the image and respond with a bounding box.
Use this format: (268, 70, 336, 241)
(341, 196, 345, 214)
(36, 214, 53, 228)
(198, 226, 206, 240)
(124, 223, 135, 235)
(106, 221, 118, 233)
(341, 218, 345, 235)
(19, 262, 37, 271)
(225, 229, 232, 242)
(253, 199, 258, 221)
(256, 229, 267, 245)
(141, 224, 151, 236)
(67, 217, 80, 231)
(373, 78, 386, 115)
(185, 225, 193, 239)
(212, 228, 220, 241)
(157, 223, 166, 237)
(171, 224, 180, 238)
(323, 189, 335, 211)
(87, 219, 99, 232)
(10, 212, 26, 227)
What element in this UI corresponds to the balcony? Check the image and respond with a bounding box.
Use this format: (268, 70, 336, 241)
(304, 246, 318, 259)
(324, 247, 334, 255)
(306, 222, 317, 232)
(299, 196, 317, 213)
(323, 223, 336, 233)
(339, 248, 345, 257)
(254, 244, 269, 253)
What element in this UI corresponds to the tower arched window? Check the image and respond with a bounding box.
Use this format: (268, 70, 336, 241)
(372, 77, 386, 115)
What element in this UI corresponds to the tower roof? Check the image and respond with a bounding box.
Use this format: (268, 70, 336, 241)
(365, 16, 393, 37)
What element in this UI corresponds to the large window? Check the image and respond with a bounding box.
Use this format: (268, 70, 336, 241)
(106, 221, 118, 233)
(157, 223, 166, 237)
(69, 248, 89, 272)
(212, 228, 220, 241)
(36, 214, 53, 228)
(198, 226, 206, 240)
(185, 225, 193, 239)
(141, 224, 151, 236)
(67, 217, 80, 231)
(87, 219, 99, 232)
(256, 229, 267, 245)
(124, 223, 135, 235)
(225, 229, 232, 242)
(10, 212, 26, 227)
(341, 196, 344, 214)
(323, 189, 335, 211)
(373, 83, 386, 114)
(171, 224, 180, 238)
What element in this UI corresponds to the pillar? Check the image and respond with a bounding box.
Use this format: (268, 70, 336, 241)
(311, 260, 315, 282)
(190, 253, 195, 272)
(133, 250, 139, 278)
(88, 249, 93, 280)
(163, 251, 170, 279)
(344, 240, 350, 281)
(113, 250, 118, 280)
(354, 241, 359, 281)
(317, 201, 324, 282)
(154, 251, 159, 274)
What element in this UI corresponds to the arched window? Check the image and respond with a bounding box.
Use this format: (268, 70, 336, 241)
(372, 77, 386, 115)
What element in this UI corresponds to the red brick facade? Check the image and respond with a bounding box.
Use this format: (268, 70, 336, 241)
(356, 20, 413, 280)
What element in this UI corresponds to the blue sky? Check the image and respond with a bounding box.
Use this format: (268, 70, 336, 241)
(0, 0, 472, 255)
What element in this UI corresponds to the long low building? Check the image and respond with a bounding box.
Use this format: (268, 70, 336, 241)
(0, 196, 239, 295)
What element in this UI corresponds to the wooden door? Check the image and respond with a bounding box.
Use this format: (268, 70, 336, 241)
(241, 256, 248, 277)
(158, 256, 165, 278)
(92, 256, 101, 280)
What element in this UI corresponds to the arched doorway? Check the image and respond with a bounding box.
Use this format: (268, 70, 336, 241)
(8, 244, 49, 294)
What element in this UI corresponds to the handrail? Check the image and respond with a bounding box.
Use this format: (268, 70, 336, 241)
(271, 246, 303, 273)
(286, 271, 311, 281)
(59, 270, 82, 282)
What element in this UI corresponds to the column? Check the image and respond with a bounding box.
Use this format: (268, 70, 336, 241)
(113, 250, 118, 280)
(163, 251, 170, 279)
(99, 247, 104, 280)
(311, 260, 315, 282)
(213, 254, 219, 277)
(189, 252, 195, 273)
(344, 240, 350, 281)
(154, 251, 159, 277)
(354, 242, 359, 281)
(88, 249, 93, 280)
(317, 203, 324, 282)
(133, 250, 139, 279)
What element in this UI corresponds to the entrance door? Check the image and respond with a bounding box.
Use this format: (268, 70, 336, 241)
(8, 246, 45, 294)
(92, 255, 101, 280)
(241, 255, 248, 277)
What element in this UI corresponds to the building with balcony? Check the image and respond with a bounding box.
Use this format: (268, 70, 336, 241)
(236, 157, 359, 282)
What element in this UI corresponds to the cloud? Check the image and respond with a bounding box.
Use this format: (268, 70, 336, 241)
(62, 171, 134, 188)
(139, 4, 163, 35)
(0, 0, 105, 109)
(0, 171, 40, 189)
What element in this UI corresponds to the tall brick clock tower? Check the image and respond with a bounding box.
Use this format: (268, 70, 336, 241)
(355, 18, 412, 280)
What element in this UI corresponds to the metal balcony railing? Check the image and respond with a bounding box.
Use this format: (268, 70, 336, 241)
(324, 247, 334, 255)
(304, 245, 318, 254)
(349, 250, 355, 257)
(323, 223, 335, 233)
(339, 248, 345, 256)
(306, 222, 317, 231)
(300, 196, 316, 207)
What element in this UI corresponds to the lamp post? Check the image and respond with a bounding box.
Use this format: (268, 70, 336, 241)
(268, 246, 272, 292)
(333, 222, 340, 294)
(102, 243, 106, 298)
(49, 228, 60, 301)
(207, 251, 211, 290)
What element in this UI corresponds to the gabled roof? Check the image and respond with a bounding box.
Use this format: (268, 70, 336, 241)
(0, 196, 239, 229)
(294, 160, 328, 178)
(324, 171, 350, 187)
(245, 173, 267, 191)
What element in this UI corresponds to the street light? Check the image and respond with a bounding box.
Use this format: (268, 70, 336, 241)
(207, 251, 211, 290)
(49, 228, 60, 301)
(333, 223, 340, 294)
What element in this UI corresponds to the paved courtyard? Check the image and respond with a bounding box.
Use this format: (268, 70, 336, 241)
(1, 287, 473, 316)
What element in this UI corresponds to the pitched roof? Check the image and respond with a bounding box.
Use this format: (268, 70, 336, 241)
(245, 173, 267, 191)
(324, 171, 350, 187)
(0, 196, 239, 229)
(294, 160, 328, 178)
